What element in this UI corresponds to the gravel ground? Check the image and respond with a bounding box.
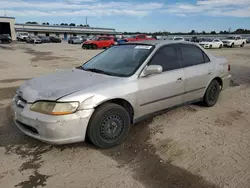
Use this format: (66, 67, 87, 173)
(0, 42, 250, 188)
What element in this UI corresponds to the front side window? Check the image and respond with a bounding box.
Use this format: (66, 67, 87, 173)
(82, 45, 154, 77)
(138, 35, 145, 39)
(149, 45, 182, 72)
(180, 44, 208, 67)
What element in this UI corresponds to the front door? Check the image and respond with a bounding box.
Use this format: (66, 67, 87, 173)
(136, 44, 185, 119)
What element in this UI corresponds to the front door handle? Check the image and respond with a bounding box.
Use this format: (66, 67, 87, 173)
(177, 77, 183, 82)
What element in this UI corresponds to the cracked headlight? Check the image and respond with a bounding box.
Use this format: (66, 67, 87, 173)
(30, 101, 79, 115)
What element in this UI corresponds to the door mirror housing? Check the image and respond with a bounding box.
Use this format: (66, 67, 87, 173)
(141, 65, 163, 77)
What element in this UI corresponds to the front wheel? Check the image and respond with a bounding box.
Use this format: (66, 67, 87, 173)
(87, 103, 131, 149)
(231, 43, 234, 48)
(209, 45, 212, 49)
(202, 80, 221, 107)
(92, 44, 98, 49)
(219, 44, 222, 49)
(241, 42, 245, 47)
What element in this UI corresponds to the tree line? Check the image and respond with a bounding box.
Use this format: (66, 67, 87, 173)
(124, 29, 250, 35)
(25, 22, 90, 27)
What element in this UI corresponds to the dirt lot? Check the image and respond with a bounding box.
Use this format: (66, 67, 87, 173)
(0, 42, 250, 188)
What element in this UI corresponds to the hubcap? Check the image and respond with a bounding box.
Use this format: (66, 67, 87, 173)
(100, 115, 124, 140)
(208, 85, 218, 102)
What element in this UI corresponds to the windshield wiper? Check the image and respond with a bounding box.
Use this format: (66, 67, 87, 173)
(83, 68, 113, 75)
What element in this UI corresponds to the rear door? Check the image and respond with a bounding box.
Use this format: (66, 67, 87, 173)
(138, 35, 146, 41)
(136, 44, 185, 118)
(179, 44, 213, 102)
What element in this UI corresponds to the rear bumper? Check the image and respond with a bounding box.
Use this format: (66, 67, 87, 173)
(221, 74, 231, 90)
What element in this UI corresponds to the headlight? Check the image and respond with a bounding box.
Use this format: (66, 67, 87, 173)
(30, 101, 79, 115)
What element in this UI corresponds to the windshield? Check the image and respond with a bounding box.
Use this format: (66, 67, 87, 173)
(130, 35, 137, 38)
(203, 38, 213, 42)
(21, 33, 28, 36)
(174, 38, 183, 40)
(226, 36, 235, 39)
(81, 45, 154, 77)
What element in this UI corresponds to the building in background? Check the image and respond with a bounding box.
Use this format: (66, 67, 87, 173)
(0, 16, 16, 40)
(0, 16, 119, 40)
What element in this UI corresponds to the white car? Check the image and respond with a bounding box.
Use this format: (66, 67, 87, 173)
(222, 36, 246, 48)
(17, 32, 29, 41)
(199, 38, 223, 49)
(166, 37, 185, 41)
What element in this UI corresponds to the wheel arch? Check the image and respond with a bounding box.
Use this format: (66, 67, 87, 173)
(211, 77, 223, 90)
(93, 98, 134, 124)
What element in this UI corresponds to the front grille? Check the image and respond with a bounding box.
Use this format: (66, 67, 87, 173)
(17, 120, 38, 134)
(15, 95, 27, 109)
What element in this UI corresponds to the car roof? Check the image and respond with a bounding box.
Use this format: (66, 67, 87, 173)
(127, 40, 196, 47)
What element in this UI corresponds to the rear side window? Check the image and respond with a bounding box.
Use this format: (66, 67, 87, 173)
(149, 45, 182, 72)
(179, 44, 209, 67)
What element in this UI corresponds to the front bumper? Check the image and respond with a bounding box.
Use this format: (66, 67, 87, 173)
(200, 44, 210, 48)
(223, 43, 231, 47)
(221, 74, 231, 90)
(11, 97, 94, 145)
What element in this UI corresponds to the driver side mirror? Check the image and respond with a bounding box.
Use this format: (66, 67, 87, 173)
(141, 65, 163, 77)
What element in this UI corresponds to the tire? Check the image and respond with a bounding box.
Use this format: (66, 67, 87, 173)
(92, 44, 98, 49)
(241, 42, 245, 47)
(82, 44, 86, 49)
(219, 44, 222, 49)
(231, 43, 234, 48)
(202, 80, 221, 107)
(87, 103, 131, 149)
(209, 45, 212, 49)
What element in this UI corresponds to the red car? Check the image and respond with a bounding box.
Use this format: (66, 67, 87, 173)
(82, 36, 115, 49)
(123, 34, 156, 42)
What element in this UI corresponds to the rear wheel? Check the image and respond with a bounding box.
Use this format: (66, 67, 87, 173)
(202, 80, 221, 107)
(87, 103, 131, 148)
(92, 44, 98, 49)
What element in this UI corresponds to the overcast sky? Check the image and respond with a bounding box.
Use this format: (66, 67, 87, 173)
(1, 0, 250, 32)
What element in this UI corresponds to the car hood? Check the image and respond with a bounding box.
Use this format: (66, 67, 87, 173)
(83, 40, 97, 44)
(18, 69, 117, 103)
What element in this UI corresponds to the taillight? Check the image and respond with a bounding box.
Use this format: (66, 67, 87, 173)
(228, 64, 231, 71)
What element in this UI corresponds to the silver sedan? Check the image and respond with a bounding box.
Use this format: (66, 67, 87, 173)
(11, 40, 231, 148)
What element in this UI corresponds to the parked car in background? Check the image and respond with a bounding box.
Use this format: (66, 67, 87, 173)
(49, 36, 61, 43)
(165, 36, 185, 41)
(68, 36, 83, 44)
(17, 32, 29, 41)
(245, 38, 250, 44)
(121, 34, 156, 42)
(12, 40, 231, 148)
(191, 36, 201, 43)
(199, 38, 223, 49)
(38, 36, 50, 43)
(222, 36, 246, 48)
(82, 36, 115, 49)
(0, 34, 12, 43)
(26, 36, 42, 44)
